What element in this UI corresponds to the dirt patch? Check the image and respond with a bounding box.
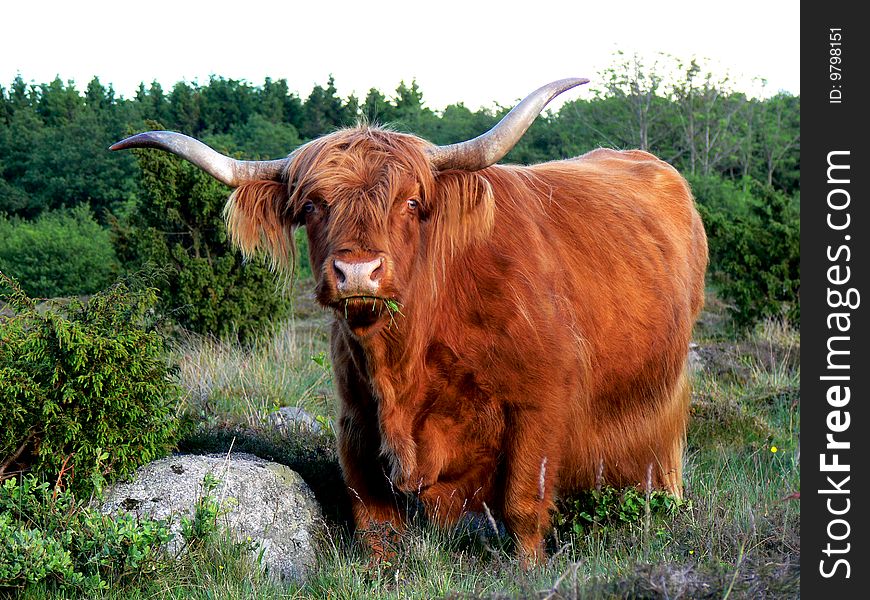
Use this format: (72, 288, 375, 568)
(692, 339, 799, 383)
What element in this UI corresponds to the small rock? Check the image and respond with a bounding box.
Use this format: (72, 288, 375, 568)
(101, 453, 322, 583)
(266, 406, 325, 434)
(688, 342, 704, 372)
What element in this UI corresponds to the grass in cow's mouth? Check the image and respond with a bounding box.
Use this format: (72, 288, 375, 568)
(338, 297, 404, 330)
(382, 298, 404, 330)
(383, 298, 402, 315)
(340, 297, 378, 320)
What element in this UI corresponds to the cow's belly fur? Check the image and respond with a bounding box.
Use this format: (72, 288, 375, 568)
(378, 337, 689, 515)
(335, 286, 692, 539)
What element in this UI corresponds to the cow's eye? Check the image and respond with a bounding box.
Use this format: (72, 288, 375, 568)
(406, 199, 419, 211)
(303, 201, 316, 215)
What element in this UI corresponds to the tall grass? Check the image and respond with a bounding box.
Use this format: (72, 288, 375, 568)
(172, 317, 334, 427)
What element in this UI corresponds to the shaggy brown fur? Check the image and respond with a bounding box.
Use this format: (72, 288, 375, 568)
(226, 128, 708, 562)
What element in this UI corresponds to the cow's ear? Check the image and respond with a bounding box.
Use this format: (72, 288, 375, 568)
(224, 180, 294, 270)
(430, 171, 495, 258)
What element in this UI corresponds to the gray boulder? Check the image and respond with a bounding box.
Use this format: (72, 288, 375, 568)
(101, 452, 321, 582)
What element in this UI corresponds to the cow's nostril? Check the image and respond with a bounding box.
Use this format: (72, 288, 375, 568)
(370, 258, 385, 282)
(333, 260, 347, 284)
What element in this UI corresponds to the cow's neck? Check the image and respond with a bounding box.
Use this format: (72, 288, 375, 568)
(357, 298, 431, 396)
(347, 295, 437, 485)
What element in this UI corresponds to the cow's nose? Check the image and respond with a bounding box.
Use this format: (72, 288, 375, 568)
(333, 257, 384, 295)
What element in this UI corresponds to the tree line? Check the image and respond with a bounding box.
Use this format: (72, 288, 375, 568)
(0, 54, 800, 329)
(1, 56, 798, 218)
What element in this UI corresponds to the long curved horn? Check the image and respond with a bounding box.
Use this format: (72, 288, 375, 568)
(110, 131, 289, 187)
(429, 78, 589, 171)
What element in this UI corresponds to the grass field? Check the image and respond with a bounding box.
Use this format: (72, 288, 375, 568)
(17, 288, 800, 599)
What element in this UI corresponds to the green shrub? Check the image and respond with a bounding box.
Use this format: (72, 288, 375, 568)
(0, 204, 119, 298)
(556, 486, 686, 537)
(113, 122, 292, 340)
(693, 176, 800, 328)
(0, 272, 179, 496)
(686, 174, 756, 220)
(0, 474, 173, 593)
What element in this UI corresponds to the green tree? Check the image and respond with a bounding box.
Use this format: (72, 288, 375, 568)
(0, 205, 119, 298)
(0, 84, 9, 126)
(256, 77, 286, 122)
(133, 81, 171, 125)
(756, 92, 800, 189)
(300, 75, 353, 138)
(35, 77, 83, 127)
(226, 113, 302, 159)
(114, 125, 292, 339)
(0, 103, 44, 215)
(699, 180, 800, 327)
(589, 52, 677, 153)
(15, 109, 137, 218)
(0, 273, 179, 496)
(671, 58, 748, 176)
(5, 75, 35, 118)
(84, 76, 114, 112)
(362, 87, 394, 125)
(431, 102, 497, 146)
(198, 76, 255, 135)
(390, 80, 432, 132)
(168, 80, 201, 134)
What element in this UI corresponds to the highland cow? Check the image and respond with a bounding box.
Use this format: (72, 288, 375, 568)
(112, 78, 708, 562)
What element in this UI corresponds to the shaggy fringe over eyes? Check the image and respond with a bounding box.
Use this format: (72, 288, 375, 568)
(284, 127, 435, 213)
(224, 180, 294, 271)
(224, 127, 499, 284)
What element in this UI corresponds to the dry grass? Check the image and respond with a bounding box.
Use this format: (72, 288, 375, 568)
(172, 316, 334, 428)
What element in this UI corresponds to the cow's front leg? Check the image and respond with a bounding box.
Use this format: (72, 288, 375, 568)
(337, 406, 406, 560)
(332, 332, 405, 559)
(500, 406, 565, 565)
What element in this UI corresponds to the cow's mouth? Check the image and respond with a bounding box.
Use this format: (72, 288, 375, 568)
(331, 296, 404, 332)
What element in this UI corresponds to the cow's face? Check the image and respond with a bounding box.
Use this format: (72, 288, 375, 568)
(286, 130, 436, 337)
(216, 127, 495, 338)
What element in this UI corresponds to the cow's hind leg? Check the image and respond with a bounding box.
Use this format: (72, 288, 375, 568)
(637, 368, 690, 499)
(657, 368, 690, 498)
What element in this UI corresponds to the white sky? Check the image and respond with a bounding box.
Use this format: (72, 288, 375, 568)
(2, 0, 799, 111)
